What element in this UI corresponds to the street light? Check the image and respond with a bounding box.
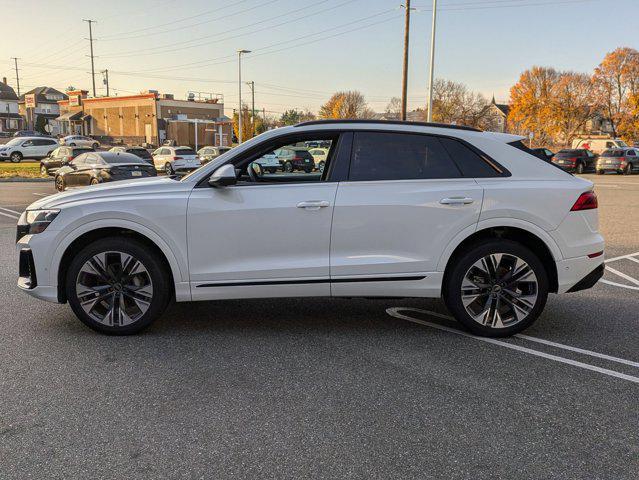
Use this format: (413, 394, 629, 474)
(237, 49, 251, 144)
(426, 0, 437, 122)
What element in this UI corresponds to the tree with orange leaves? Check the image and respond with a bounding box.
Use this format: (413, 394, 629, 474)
(319, 91, 374, 119)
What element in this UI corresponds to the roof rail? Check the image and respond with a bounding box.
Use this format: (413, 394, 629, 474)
(294, 119, 482, 132)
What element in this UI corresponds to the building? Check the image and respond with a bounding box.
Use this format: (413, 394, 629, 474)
(57, 90, 232, 147)
(18, 86, 67, 135)
(486, 96, 510, 133)
(0, 77, 23, 133)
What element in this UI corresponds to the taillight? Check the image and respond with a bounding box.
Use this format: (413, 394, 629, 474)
(293, 156, 303, 161)
(571, 191, 598, 211)
(172, 156, 182, 161)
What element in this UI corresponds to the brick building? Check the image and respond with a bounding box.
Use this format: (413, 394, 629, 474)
(57, 90, 232, 147)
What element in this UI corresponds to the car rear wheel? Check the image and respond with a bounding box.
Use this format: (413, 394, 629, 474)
(40, 164, 48, 176)
(624, 163, 633, 175)
(55, 175, 65, 192)
(90, 178, 99, 185)
(65, 237, 171, 335)
(283, 161, 293, 173)
(318, 161, 325, 172)
(165, 162, 174, 175)
(10, 152, 22, 163)
(267, 168, 277, 174)
(443, 239, 548, 337)
(576, 162, 584, 174)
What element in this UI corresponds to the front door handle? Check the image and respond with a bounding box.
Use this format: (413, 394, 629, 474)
(440, 197, 474, 205)
(297, 200, 330, 210)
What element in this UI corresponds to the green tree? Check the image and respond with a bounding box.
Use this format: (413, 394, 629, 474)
(34, 115, 48, 135)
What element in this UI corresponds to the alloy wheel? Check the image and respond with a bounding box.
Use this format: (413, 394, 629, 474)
(460, 253, 538, 329)
(75, 251, 153, 327)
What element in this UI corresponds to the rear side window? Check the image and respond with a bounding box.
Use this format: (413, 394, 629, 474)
(439, 137, 501, 177)
(349, 132, 461, 181)
(72, 148, 92, 156)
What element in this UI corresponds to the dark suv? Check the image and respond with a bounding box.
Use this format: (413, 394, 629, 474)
(551, 149, 597, 173)
(274, 147, 315, 173)
(40, 146, 93, 176)
(596, 148, 639, 175)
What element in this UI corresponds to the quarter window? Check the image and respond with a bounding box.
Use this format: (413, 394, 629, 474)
(439, 137, 501, 177)
(349, 132, 461, 181)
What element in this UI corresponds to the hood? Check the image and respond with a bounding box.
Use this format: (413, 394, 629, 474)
(27, 176, 191, 210)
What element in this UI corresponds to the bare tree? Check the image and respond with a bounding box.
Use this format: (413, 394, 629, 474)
(385, 97, 402, 118)
(428, 79, 492, 129)
(319, 91, 374, 119)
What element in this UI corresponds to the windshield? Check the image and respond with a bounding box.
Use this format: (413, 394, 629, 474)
(617, 141, 628, 147)
(6, 138, 24, 146)
(175, 148, 196, 156)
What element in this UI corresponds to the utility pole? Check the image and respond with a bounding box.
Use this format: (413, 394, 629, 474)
(101, 69, 109, 96)
(11, 57, 20, 96)
(426, 0, 437, 122)
(237, 49, 251, 143)
(262, 108, 266, 127)
(400, 0, 412, 121)
(246, 81, 255, 137)
(83, 19, 97, 97)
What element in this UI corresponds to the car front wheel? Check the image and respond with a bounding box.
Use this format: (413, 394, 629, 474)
(10, 152, 22, 163)
(40, 164, 48, 176)
(443, 239, 548, 337)
(65, 237, 171, 335)
(55, 175, 65, 192)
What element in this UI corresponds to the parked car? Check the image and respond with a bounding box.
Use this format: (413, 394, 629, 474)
(530, 148, 554, 162)
(572, 137, 627, 154)
(308, 147, 329, 172)
(254, 151, 281, 173)
(596, 148, 639, 175)
(40, 146, 93, 176)
(54, 151, 157, 191)
(17, 120, 604, 337)
(152, 146, 201, 174)
(197, 146, 232, 164)
(274, 146, 315, 173)
(0, 136, 59, 162)
(13, 130, 49, 137)
(108, 146, 153, 164)
(60, 135, 100, 150)
(551, 149, 597, 173)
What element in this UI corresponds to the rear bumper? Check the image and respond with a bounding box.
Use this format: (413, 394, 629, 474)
(567, 263, 605, 293)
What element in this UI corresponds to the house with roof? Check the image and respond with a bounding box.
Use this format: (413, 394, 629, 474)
(0, 77, 24, 134)
(18, 86, 67, 135)
(486, 96, 510, 133)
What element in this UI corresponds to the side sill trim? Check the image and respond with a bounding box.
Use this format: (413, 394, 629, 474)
(196, 275, 426, 288)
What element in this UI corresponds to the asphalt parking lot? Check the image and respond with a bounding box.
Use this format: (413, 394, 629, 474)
(1, 175, 638, 479)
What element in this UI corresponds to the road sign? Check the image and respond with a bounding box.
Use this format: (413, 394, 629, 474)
(25, 94, 36, 108)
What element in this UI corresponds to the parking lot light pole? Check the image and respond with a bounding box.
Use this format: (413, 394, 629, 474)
(237, 50, 251, 144)
(426, 0, 437, 122)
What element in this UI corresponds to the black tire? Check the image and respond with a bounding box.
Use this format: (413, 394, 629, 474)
(90, 177, 99, 185)
(283, 161, 293, 173)
(55, 175, 65, 192)
(575, 162, 584, 174)
(10, 152, 22, 163)
(318, 161, 325, 172)
(92, 143, 99, 150)
(165, 162, 173, 175)
(596, 170, 604, 175)
(40, 164, 48, 176)
(443, 239, 549, 337)
(304, 168, 313, 174)
(624, 163, 632, 175)
(65, 237, 171, 335)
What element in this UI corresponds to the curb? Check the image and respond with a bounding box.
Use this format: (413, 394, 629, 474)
(0, 177, 54, 183)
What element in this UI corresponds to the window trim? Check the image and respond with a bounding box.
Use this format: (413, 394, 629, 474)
(345, 129, 509, 182)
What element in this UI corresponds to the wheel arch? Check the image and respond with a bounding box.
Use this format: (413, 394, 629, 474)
(439, 221, 560, 294)
(53, 222, 186, 303)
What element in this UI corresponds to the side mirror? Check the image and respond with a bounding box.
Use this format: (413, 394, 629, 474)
(208, 164, 237, 187)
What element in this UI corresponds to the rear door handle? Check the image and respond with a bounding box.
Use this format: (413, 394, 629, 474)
(440, 197, 474, 205)
(297, 200, 330, 210)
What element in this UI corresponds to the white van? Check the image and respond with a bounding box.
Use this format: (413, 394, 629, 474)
(572, 137, 628, 154)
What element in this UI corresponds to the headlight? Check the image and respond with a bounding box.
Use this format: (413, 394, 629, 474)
(17, 209, 60, 238)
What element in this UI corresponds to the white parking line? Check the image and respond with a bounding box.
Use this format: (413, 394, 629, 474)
(599, 252, 639, 290)
(605, 266, 639, 286)
(0, 206, 21, 215)
(0, 210, 19, 220)
(386, 307, 639, 384)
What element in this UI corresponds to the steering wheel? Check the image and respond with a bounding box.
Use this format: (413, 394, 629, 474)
(247, 161, 263, 182)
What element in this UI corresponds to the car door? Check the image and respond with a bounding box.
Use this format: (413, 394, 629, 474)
(330, 131, 484, 297)
(186, 132, 348, 301)
(20, 139, 38, 159)
(585, 150, 597, 170)
(64, 155, 86, 187)
(152, 148, 166, 169)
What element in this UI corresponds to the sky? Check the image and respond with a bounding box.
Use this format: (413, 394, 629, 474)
(1, 0, 637, 118)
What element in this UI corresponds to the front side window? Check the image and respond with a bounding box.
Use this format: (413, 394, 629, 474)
(349, 132, 461, 181)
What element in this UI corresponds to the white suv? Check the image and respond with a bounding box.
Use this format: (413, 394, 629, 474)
(152, 146, 201, 175)
(0, 136, 59, 162)
(16, 120, 605, 336)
